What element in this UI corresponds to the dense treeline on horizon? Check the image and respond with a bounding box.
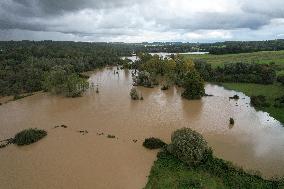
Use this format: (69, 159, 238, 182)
(2, 39, 284, 55)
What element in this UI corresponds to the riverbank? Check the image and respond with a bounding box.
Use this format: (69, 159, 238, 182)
(221, 82, 284, 124)
(145, 150, 283, 189)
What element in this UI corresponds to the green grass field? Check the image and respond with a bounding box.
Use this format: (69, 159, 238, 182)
(183, 51, 284, 70)
(145, 151, 282, 189)
(221, 83, 284, 124)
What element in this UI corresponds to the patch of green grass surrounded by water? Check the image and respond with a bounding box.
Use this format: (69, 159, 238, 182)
(221, 82, 284, 124)
(145, 151, 283, 189)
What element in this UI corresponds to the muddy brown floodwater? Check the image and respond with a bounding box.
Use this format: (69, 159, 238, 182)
(0, 67, 284, 189)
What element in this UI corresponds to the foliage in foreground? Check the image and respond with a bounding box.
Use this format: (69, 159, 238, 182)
(145, 150, 282, 189)
(145, 128, 283, 189)
(167, 128, 211, 166)
(14, 128, 47, 146)
(143, 137, 166, 149)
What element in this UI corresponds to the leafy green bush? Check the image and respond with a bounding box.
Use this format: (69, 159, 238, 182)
(143, 137, 166, 149)
(130, 88, 139, 100)
(167, 128, 212, 166)
(181, 70, 205, 100)
(14, 128, 47, 146)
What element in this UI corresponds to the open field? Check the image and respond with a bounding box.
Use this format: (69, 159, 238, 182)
(183, 50, 284, 70)
(221, 83, 284, 124)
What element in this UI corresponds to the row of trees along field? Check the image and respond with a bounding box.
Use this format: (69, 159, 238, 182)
(0, 41, 132, 96)
(128, 39, 284, 54)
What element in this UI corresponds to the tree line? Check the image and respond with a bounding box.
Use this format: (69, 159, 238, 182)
(0, 41, 132, 96)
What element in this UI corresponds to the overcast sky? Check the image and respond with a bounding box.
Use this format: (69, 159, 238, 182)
(0, 0, 284, 42)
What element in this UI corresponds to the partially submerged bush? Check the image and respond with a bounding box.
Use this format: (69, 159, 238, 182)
(143, 137, 166, 149)
(230, 118, 235, 125)
(161, 85, 169, 90)
(14, 128, 47, 146)
(229, 94, 239, 100)
(133, 71, 154, 88)
(130, 88, 139, 100)
(181, 70, 205, 100)
(167, 128, 212, 166)
(250, 95, 270, 108)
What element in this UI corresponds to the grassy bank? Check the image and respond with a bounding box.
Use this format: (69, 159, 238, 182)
(182, 50, 284, 69)
(221, 83, 284, 124)
(145, 151, 283, 189)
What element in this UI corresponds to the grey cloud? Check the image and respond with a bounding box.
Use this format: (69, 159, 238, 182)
(1, 0, 284, 42)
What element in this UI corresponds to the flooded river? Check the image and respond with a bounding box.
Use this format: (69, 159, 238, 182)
(0, 67, 283, 189)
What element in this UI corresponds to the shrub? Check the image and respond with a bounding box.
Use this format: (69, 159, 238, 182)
(229, 94, 239, 100)
(250, 95, 270, 108)
(143, 137, 166, 149)
(133, 71, 154, 88)
(130, 88, 139, 100)
(230, 118, 235, 125)
(167, 128, 212, 166)
(14, 128, 47, 146)
(107, 134, 115, 139)
(181, 70, 205, 100)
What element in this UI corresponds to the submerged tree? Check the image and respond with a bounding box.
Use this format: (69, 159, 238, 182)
(181, 70, 205, 100)
(130, 88, 139, 100)
(43, 66, 88, 97)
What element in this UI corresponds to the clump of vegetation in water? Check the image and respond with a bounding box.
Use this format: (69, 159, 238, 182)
(13, 93, 33, 101)
(133, 71, 154, 88)
(181, 70, 205, 100)
(167, 128, 212, 166)
(145, 128, 281, 189)
(143, 137, 166, 149)
(0, 138, 14, 148)
(107, 134, 116, 139)
(230, 118, 235, 125)
(130, 88, 140, 100)
(161, 85, 169, 90)
(229, 94, 239, 100)
(251, 95, 270, 108)
(13, 128, 47, 146)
